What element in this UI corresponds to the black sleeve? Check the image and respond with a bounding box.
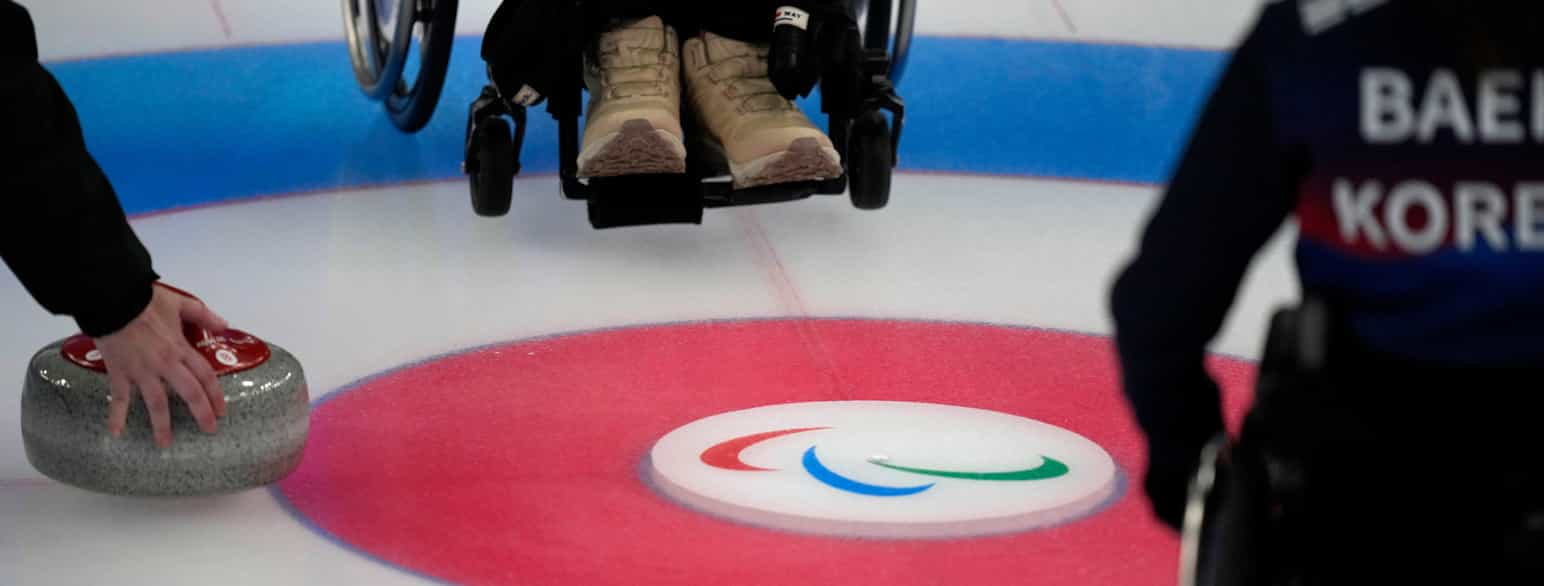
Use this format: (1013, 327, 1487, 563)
(1, 3, 158, 337)
(0, 0, 34, 60)
(1108, 10, 1303, 529)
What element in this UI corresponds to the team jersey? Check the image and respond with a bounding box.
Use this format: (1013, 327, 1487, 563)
(1284, 1, 1544, 365)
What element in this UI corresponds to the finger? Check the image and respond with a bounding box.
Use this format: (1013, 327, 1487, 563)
(138, 377, 174, 448)
(107, 372, 133, 439)
(185, 352, 226, 418)
(165, 361, 217, 434)
(180, 297, 229, 333)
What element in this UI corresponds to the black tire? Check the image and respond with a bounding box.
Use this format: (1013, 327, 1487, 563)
(384, 0, 458, 132)
(847, 109, 893, 210)
(470, 117, 515, 217)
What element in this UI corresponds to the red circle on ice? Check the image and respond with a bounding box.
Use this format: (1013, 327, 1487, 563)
(275, 319, 1256, 586)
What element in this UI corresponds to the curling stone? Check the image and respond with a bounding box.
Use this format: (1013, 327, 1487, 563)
(21, 322, 309, 496)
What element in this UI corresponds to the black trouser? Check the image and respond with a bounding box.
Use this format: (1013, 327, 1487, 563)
(482, 0, 853, 117)
(1232, 323, 1543, 585)
(585, 0, 792, 42)
(482, 0, 786, 107)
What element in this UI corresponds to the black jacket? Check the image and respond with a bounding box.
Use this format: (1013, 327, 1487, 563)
(1111, 0, 1544, 529)
(2, 1, 157, 337)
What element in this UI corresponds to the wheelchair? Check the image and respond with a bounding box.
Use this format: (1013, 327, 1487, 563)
(346, 0, 913, 228)
(1182, 298, 1544, 585)
(1179, 299, 1332, 586)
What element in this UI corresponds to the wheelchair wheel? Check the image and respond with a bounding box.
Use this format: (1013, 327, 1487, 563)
(342, 0, 414, 100)
(847, 109, 893, 210)
(470, 117, 515, 217)
(1180, 435, 1229, 586)
(383, 0, 458, 132)
(1181, 433, 1272, 586)
(342, 0, 458, 132)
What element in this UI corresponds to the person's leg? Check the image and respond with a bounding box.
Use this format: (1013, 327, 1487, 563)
(676, 0, 779, 44)
(1503, 465, 1544, 582)
(1496, 381, 1544, 583)
(1287, 364, 1543, 585)
(585, 0, 664, 35)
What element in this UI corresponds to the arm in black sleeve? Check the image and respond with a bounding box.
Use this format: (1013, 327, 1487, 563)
(1, 3, 158, 337)
(1108, 12, 1302, 530)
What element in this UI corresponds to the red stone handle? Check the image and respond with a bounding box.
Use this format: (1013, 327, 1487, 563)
(60, 282, 271, 374)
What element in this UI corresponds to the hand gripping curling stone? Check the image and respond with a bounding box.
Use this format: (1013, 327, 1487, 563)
(21, 315, 309, 496)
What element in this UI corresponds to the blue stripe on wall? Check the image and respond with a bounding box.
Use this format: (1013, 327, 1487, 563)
(46, 36, 1226, 215)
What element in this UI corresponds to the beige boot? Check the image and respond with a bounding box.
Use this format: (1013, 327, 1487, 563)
(577, 16, 687, 178)
(682, 32, 842, 189)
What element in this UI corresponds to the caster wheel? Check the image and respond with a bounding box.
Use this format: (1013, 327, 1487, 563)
(470, 117, 515, 217)
(847, 109, 893, 210)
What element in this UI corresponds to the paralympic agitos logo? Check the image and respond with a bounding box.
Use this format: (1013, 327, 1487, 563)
(700, 427, 1070, 497)
(648, 401, 1120, 538)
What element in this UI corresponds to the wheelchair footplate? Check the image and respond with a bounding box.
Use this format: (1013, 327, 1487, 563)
(460, 0, 911, 230)
(576, 134, 847, 229)
(465, 87, 851, 229)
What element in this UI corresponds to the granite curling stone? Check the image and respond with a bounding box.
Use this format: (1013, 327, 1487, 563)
(21, 326, 309, 496)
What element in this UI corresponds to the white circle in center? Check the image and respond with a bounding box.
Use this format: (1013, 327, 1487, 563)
(647, 401, 1120, 539)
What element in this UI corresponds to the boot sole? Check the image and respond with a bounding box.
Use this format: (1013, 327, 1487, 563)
(729, 137, 843, 189)
(577, 119, 688, 178)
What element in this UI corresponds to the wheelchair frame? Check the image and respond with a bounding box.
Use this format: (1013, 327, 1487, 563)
(345, 0, 914, 227)
(1180, 300, 1333, 586)
(460, 0, 916, 228)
